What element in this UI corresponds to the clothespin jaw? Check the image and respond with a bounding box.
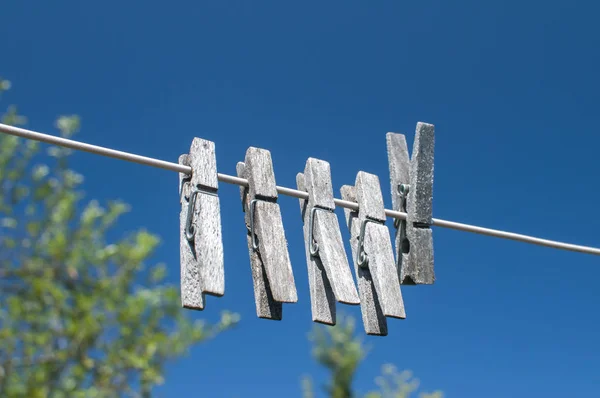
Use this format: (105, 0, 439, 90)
(237, 161, 282, 320)
(387, 122, 435, 285)
(178, 138, 225, 310)
(241, 147, 298, 306)
(297, 158, 359, 325)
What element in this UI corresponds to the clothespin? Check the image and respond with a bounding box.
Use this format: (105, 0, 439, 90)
(237, 161, 282, 320)
(342, 172, 405, 329)
(341, 185, 386, 335)
(297, 158, 359, 325)
(178, 138, 225, 310)
(387, 122, 435, 285)
(238, 147, 298, 315)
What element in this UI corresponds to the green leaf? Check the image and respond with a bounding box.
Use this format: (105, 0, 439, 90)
(150, 264, 167, 283)
(32, 164, 49, 181)
(55, 115, 80, 137)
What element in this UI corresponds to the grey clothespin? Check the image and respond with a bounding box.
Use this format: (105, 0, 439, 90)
(297, 158, 359, 325)
(340, 185, 387, 335)
(387, 122, 435, 284)
(178, 138, 225, 310)
(237, 161, 282, 320)
(345, 172, 406, 320)
(239, 147, 298, 308)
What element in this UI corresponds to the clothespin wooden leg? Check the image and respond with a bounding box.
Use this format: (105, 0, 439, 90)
(406, 122, 435, 284)
(297, 158, 359, 325)
(237, 162, 282, 320)
(341, 185, 387, 336)
(188, 138, 225, 296)
(243, 147, 297, 304)
(179, 154, 204, 310)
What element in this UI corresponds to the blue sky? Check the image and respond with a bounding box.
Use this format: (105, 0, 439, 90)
(2, 1, 600, 397)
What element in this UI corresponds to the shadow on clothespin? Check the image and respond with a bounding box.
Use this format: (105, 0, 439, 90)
(387, 123, 435, 285)
(341, 172, 405, 336)
(238, 147, 297, 320)
(297, 158, 359, 325)
(178, 138, 225, 311)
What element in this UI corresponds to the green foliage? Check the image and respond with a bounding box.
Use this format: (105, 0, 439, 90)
(306, 315, 442, 398)
(309, 314, 366, 398)
(365, 365, 443, 398)
(0, 80, 238, 397)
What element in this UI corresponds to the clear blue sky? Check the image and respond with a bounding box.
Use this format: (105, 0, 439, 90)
(2, 1, 600, 397)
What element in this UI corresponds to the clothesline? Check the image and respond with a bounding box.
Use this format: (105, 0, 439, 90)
(1, 122, 599, 256)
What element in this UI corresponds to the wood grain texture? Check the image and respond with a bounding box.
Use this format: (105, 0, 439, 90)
(188, 138, 225, 296)
(355, 172, 386, 222)
(189, 138, 219, 189)
(245, 148, 298, 303)
(297, 172, 335, 325)
(340, 185, 387, 335)
(408, 122, 434, 225)
(403, 227, 434, 285)
(386, 133, 410, 214)
(304, 157, 335, 210)
(179, 154, 204, 310)
(254, 201, 297, 303)
(313, 211, 360, 305)
(363, 222, 405, 318)
(303, 158, 359, 305)
(354, 172, 406, 319)
(238, 162, 282, 320)
(245, 147, 278, 199)
(191, 194, 225, 296)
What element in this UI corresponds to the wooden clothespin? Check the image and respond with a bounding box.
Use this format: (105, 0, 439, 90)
(342, 172, 405, 333)
(178, 138, 225, 310)
(387, 122, 435, 285)
(238, 147, 297, 318)
(297, 158, 359, 325)
(237, 161, 282, 320)
(341, 173, 405, 335)
(341, 185, 386, 335)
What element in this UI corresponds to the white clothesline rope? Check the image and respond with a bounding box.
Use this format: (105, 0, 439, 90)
(1, 122, 599, 256)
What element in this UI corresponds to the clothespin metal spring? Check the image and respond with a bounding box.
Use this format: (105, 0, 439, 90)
(393, 184, 410, 229)
(249, 199, 260, 251)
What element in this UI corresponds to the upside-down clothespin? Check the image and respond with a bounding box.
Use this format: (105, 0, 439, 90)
(178, 138, 225, 310)
(343, 172, 405, 325)
(387, 123, 435, 284)
(297, 158, 359, 325)
(238, 147, 297, 315)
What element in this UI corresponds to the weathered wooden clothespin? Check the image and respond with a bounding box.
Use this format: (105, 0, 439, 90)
(387, 122, 435, 285)
(178, 138, 225, 310)
(237, 161, 282, 320)
(297, 158, 359, 325)
(340, 172, 405, 335)
(238, 147, 297, 318)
